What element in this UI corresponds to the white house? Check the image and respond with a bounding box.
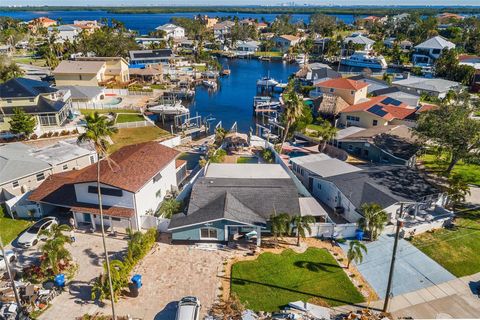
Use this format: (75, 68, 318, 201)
(48, 25, 82, 43)
(412, 36, 455, 66)
(344, 33, 375, 51)
(155, 23, 185, 40)
(235, 40, 260, 56)
(29, 141, 181, 231)
(392, 74, 462, 99)
(213, 21, 235, 40)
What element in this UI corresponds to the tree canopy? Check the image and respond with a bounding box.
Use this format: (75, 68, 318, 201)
(8, 107, 36, 136)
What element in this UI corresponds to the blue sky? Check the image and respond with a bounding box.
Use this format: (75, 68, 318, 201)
(4, 0, 480, 6)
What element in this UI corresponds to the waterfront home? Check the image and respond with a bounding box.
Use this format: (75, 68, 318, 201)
(348, 74, 390, 94)
(1, 140, 96, 217)
(0, 78, 72, 132)
(76, 57, 130, 84)
(168, 164, 327, 245)
(297, 63, 341, 85)
(459, 55, 480, 92)
(313, 164, 444, 223)
(28, 17, 56, 32)
(337, 96, 416, 129)
(334, 125, 419, 167)
(371, 87, 420, 107)
(155, 23, 185, 40)
(29, 142, 181, 231)
(392, 74, 461, 99)
(128, 65, 163, 84)
(357, 15, 387, 27)
(47, 25, 82, 43)
(129, 49, 175, 65)
(273, 34, 301, 52)
(437, 12, 464, 24)
(53, 60, 106, 87)
(135, 37, 165, 48)
(213, 21, 235, 40)
(412, 36, 455, 66)
(235, 40, 260, 56)
(390, 13, 410, 23)
(56, 85, 105, 105)
(343, 34, 375, 51)
(314, 78, 369, 105)
(383, 38, 413, 51)
(73, 20, 101, 34)
(0, 44, 13, 56)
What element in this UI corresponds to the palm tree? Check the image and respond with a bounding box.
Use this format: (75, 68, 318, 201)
(291, 215, 315, 246)
(77, 112, 118, 319)
(314, 118, 338, 152)
(359, 203, 388, 241)
(347, 240, 367, 268)
(270, 213, 290, 247)
(280, 81, 304, 154)
(40, 224, 72, 275)
(158, 199, 182, 219)
(446, 175, 471, 211)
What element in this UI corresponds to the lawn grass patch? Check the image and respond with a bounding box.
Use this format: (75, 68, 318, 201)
(236, 156, 258, 164)
(109, 126, 170, 153)
(115, 113, 145, 123)
(410, 209, 480, 277)
(306, 124, 325, 132)
(0, 208, 32, 245)
(231, 247, 364, 312)
(12, 56, 46, 67)
(254, 51, 283, 58)
(420, 151, 480, 185)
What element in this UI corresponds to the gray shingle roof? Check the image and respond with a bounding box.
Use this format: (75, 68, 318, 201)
(393, 76, 461, 93)
(323, 165, 439, 210)
(0, 78, 57, 99)
(168, 177, 301, 229)
(414, 36, 455, 50)
(0, 143, 50, 184)
(57, 85, 104, 101)
(2, 96, 68, 115)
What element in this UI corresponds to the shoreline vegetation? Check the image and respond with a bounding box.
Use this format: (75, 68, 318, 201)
(1, 6, 480, 15)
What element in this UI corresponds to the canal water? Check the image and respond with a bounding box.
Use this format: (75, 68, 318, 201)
(188, 58, 299, 133)
(0, 10, 362, 35)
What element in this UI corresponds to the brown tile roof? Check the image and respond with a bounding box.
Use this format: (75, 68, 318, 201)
(77, 141, 179, 192)
(175, 159, 187, 169)
(341, 96, 416, 121)
(416, 104, 439, 113)
(28, 171, 135, 218)
(316, 78, 369, 91)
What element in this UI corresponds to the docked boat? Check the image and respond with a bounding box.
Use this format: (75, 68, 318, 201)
(148, 102, 189, 115)
(256, 76, 279, 87)
(295, 54, 308, 65)
(340, 51, 388, 69)
(221, 68, 231, 76)
(202, 80, 217, 89)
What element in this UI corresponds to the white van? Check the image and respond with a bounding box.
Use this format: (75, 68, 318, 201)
(175, 296, 201, 320)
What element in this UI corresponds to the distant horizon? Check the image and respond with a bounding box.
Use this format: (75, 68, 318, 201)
(2, 2, 480, 8)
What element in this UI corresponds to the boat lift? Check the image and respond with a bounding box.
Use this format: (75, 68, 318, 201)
(172, 112, 207, 136)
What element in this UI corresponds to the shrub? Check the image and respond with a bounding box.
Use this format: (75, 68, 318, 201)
(30, 133, 38, 140)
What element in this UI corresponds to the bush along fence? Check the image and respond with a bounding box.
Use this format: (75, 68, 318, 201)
(91, 228, 157, 302)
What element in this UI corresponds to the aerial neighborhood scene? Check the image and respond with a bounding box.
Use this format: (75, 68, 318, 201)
(1, 1, 480, 319)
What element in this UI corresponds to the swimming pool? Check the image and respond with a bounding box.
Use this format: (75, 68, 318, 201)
(104, 97, 123, 106)
(287, 150, 309, 158)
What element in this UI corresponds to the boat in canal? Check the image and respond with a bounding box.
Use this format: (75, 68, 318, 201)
(340, 51, 388, 69)
(256, 76, 279, 87)
(295, 54, 308, 65)
(148, 101, 189, 115)
(202, 80, 217, 89)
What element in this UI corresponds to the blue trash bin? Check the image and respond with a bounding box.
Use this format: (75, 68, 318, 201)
(131, 274, 142, 289)
(54, 274, 65, 287)
(355, 229, 364, 241)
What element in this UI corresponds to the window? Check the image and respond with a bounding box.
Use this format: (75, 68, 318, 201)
(317, 183, 322, 190)
(156, 189, 162, 198)
(347, 145, 353, 151)
(36, 172, 45, 181)
(6, 99, 12, 103)
(372, 120, 378, 126)
(346, 115, 360, 122)
(89, 155, 95, 164)
(351, 91, 354, 94)
(62, 164, 68, 170)
(153, 172, 162, 183)
(432, 49, 441, 54)
(12, 181, 19, 188)
(329, 88, 335, 93)
(200, 228, 217, 239)
(79, 74, 83, 80)
(88, 186, 123, 197)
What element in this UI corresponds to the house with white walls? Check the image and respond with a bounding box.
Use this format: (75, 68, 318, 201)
(155, 23, 185, 40)
(29, 141, 181, 231)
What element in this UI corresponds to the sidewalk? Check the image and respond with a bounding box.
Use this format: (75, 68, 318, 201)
(334, 272, 480, 318)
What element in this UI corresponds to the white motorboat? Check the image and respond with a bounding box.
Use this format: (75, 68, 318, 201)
(148, 102, 189, 115)
(295, 54, 308, 65)
(340, 51, 388, 69)
(202, 80, 217, 89)
(256, 76, 279, 87)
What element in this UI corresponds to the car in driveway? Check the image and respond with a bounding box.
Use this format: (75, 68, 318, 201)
(175, 296, 201, 320)
(0, 250, 16, 271)
(17, 217, 58, 248)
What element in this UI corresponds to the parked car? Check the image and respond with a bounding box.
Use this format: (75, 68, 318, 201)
(175, 296, 201, 320)
(17, 217, 58, 248)
(0, 250, 16, 271)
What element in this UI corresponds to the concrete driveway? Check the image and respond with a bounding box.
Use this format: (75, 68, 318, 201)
(340, 234, 456, 298)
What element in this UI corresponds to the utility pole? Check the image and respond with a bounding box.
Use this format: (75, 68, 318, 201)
(0, 236, 21, 308)
(383, 211, 404, 313)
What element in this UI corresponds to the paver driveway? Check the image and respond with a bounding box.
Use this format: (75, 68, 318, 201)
(339, 234, 455, 297)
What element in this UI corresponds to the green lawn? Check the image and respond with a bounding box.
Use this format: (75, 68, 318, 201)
(231, 248, 364, 312)
(420, 152, 480, 185)
(109, 126, 170, 153)
(306, 124, 324, 132)
(0, 212, 32, 245)
(115, 113, 145, 123)
(236, 156, 258, 164)
(12, 56, 46, 67)
(254, 51, 284, 58)
(411, 209, 480, 277)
